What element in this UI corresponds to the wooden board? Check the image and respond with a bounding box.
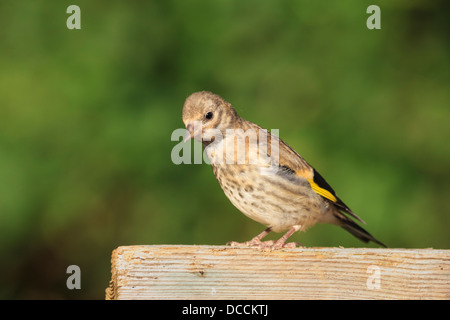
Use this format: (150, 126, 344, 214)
(105, 245, 450, 300)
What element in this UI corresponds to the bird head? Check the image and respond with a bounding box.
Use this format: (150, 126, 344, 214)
(182, 91, 238, 144)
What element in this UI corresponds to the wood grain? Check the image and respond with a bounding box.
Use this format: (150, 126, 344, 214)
(105, 245, 450, 300)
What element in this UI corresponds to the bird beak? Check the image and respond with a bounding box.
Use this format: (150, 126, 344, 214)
(184, 121, 204, 142)
(184, 123, 194, 142)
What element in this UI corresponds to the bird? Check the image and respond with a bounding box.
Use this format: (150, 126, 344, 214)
(182, 91, 386, 249)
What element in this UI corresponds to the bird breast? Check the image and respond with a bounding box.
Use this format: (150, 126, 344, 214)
(208, 152, 329, 233)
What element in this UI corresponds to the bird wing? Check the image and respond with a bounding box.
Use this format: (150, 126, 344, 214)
(308, 167, 366, 224)
(260, 126, 366, 224)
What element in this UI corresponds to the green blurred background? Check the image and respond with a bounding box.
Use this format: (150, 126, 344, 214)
(0, 0, 449, 299)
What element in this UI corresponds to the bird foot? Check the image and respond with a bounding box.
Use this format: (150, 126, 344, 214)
(227, 239, 302, 250)
(258, 241, 302, 250)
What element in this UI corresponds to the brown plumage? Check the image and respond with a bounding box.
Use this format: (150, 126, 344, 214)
(182, 91, 386, 249)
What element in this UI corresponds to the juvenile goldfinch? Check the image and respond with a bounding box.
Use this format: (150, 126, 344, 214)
(182, 91, 386, 249)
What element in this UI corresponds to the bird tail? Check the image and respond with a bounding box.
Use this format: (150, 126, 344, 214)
(334, 212, 387, 248)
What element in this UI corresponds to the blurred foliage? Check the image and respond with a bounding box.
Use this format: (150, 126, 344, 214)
(0, 0, 449, 299)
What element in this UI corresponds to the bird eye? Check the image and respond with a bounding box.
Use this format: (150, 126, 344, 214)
(205, 112, 213, 120)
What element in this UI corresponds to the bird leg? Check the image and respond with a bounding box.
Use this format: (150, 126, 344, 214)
(227, 227, 272, 247)
(264, 225, 302, 250)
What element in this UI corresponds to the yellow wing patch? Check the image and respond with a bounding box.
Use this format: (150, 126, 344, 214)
(308, 179, 337, 203)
